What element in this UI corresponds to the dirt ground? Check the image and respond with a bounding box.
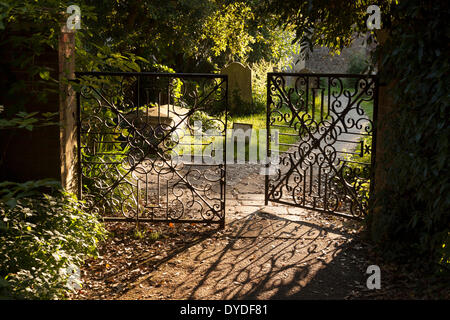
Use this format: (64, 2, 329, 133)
(68, 164, 449, 300)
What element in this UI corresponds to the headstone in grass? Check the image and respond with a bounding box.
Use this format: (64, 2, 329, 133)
(232, 123, 252, 143)
(220, 62, 252, 114)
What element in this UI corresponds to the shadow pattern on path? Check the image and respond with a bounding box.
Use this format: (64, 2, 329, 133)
(122, 209, 368, 300)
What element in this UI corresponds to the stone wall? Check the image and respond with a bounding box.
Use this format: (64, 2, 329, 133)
(287, 36, 371, 74)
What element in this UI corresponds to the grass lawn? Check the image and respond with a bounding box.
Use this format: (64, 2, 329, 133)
(229, 109, 298, 159)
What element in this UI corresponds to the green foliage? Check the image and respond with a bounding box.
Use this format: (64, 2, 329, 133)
(74, 0, 297, 72)
(189, 110, 222, 132)
(79, 0, 216, 71)
(0, 1, 63, 116)
(202, 2, 256, 62)
(0, 110, 57, 131)
(437, 233, 450, 275)
(267, 0, 395, 57)
(368, 0, 449, 273)
(229, 90, 265, 117)
(346, 53, 370, 87)
(0, 180, 107, 299)
(250, 60, 275, 108)
(80, 131, 131, 215)
(0, 96, 107, 299)
(75, 41, 151, 73)
(341, 135, 372, 206)
(249, 25, 300, 68)
(347, 53, 370, 75)
(0, 2, 113, 297)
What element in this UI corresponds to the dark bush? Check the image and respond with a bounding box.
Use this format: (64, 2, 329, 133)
(368, 0, 449, 275)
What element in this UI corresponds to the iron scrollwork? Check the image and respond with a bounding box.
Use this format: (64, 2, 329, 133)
(265, 73, 378, 218)
(76, 72, 227, 226)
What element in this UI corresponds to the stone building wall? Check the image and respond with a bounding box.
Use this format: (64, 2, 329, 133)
(285, 36, 372, 74)
(304, 36, 369, 74)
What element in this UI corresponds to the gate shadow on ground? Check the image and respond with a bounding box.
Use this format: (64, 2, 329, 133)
(122, 209, 367, 300)
(185, 210, 367, 299)
(78, 223, 224, 299)
(125, 208, 367, 300)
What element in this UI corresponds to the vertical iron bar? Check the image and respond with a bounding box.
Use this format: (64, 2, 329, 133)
(324, 172, 328, 211)
(158, 85, 161, 124)
(369, 75, 379, 214)
(265, 73, 271, 206)
(145, 173, 149, 207)
(360, 139, 364, 158)
(76, 90, 82, 200)
(320, 87, 324, 121)
(328, 77, 331, 118)
(136, 75, 141, 228)
(303, 168, 306, 205)
(305, 75, 309, 116)
(318, 165, 322, 199)
(166, 179, 169, 220)
(136, 179, 140, 228)
(157, 173, 160, 205)
(136, 75, 140, 117)
(221, 75, 228, 229)
(167, 76, 171, 110)
(312, 87, 315, 122)
(167, 76, 171, 135)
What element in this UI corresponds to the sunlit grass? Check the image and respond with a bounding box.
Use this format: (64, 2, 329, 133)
(170, 84, 374, 162)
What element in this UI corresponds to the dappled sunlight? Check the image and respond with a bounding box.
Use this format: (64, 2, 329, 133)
(117, 209, 366, 300)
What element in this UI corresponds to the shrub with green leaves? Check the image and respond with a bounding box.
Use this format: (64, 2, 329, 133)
(347, 52, 369, 75)
(345, 53, 370, 87)
(0, 180, 107, 299)
(251, 60, 275, 111)
(341, 135, 373, 209)
(229, 90, 265, 117)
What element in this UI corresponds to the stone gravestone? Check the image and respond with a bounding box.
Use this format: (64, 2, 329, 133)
(232, 122, 252, 144)
(220, 62, 252, 114)
(231, 122, 252, 164)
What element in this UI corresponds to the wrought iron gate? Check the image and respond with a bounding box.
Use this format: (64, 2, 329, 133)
(265, 73, 378, 218)
(76, 72, 227, 226)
